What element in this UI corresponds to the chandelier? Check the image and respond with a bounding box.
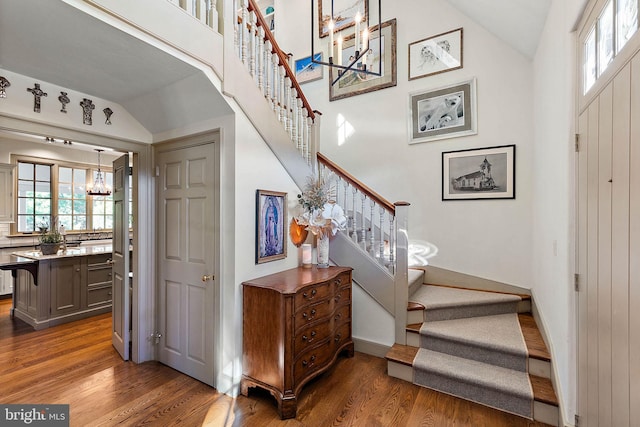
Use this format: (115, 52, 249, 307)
(311, 0, 382, 86)
(87, 149, 112, 196)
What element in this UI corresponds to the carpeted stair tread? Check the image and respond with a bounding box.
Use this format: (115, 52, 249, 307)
(408, 269, 424, 287)
(413, 348, 533, 418)
(419, 313, 528, 371)
(410, 285, 521, 321)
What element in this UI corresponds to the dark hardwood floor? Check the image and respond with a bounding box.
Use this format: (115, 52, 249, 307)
(0, 298, 550, 426)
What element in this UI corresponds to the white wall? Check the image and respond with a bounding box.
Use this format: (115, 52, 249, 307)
(0, 69, 151, 143)
(532, 0, 588, 422)
(277, 0, 534, 287)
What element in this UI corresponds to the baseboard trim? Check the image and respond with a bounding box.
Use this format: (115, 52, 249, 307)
(353, 336, 391, 358)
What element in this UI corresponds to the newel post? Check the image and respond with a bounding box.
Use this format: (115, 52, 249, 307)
(394, 201, 410, 345)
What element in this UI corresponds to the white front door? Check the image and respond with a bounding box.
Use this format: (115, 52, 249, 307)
(156, 142, 216, 385)
(112, 154, 131, 360)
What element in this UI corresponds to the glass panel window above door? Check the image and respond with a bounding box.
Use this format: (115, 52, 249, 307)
(584, 26, 597, 93)
(598, 0, 614, 75)
(617, 0, 638, 51)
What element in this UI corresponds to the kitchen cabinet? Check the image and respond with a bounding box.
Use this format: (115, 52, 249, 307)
(241, 266, 354, 419)
(12, 245, 113, 329)
(0, 163, 15, 222)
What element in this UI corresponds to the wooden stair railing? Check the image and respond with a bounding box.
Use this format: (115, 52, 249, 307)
(318, 152, 411, 345)
(235, 0, 318, 165)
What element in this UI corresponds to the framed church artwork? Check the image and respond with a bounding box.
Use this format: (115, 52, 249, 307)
(256, 190, 288, 263)
(442, 145, 516, 200)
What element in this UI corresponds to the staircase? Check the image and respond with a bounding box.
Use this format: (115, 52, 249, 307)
(386, 270, 559, 426)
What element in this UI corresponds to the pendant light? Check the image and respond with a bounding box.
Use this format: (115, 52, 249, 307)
(87, 149, 112, 196)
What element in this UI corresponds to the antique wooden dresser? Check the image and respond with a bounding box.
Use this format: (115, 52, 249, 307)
(241, 266, 354, 419)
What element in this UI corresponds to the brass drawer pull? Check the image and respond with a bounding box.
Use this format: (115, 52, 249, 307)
(335, 333, 342, 342)
(335, 294, 341, 302)
(302, 331, 317, 342)
(334, 278, 342, 286)
(302, 355, 316, 368)
(302, 309, 317, 321)
(303, 289, 317, 300)
(334, 314, 342, 321)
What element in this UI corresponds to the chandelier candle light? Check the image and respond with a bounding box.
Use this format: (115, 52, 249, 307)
(87, 149, 112, 196)
(311, 0, 382, 85)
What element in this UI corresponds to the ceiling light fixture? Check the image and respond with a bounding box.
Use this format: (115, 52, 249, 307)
(87, 149, 111, 196)
(310, 0, 382, 86)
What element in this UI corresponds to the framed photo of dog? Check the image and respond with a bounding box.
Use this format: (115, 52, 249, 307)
(408, 78, 477, 144)
(409, 28, 463, 80)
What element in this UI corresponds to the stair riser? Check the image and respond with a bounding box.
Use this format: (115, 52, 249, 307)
(387, 360, 413, 382)
(405, 330, 552, 379)
(415, 371, 533, 419)
(420, 335, 527, 372)
(534, 400, 559, 426)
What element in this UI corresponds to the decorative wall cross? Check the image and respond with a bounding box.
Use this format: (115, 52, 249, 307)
(103, 107, 113, 125)
(58, 92, 70, 113)
(0, 76, 10, 98)
(27, 83, 48, 113)
(80, 98, 95, 125)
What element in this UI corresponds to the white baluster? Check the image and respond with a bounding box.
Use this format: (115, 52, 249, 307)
(264, 40, 272, 100)
(360, 193, 367, 249)
(305, 116, 313, 165)
(249, 12, 258, 77)
(369, 200, 376, 255)
(389, 214, 396, 270)
(351, 187, 357, 241)
(241, 1, 249, 65)
(290, 87, 298, 141)
(297, 99, 304, 152)
(379, 206, 386, 262)
(284, 77, 291, 132)
(257, 26, 265, 91)
(208, 0, 219, 31)
(278, 65, 286, 123)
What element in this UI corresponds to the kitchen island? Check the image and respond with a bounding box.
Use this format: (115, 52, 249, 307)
(9, 244, 113, 329)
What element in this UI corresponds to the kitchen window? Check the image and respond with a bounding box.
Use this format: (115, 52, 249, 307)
(15, 159, 115, 234)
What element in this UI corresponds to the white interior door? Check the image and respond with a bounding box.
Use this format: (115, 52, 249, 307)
(156, 142, 216, 385)
(576, 52, 640, 427)
(112, 154, 131, 360)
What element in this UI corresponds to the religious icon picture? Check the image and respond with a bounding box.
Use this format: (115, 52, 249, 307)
(256, 189, 287, 263)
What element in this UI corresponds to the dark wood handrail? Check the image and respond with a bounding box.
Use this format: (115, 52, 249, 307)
(317, 152, 395, 214)
(246, 0, 316, 121)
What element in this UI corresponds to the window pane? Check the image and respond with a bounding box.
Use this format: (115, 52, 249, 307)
(18, 181, 33, 197)
(617, 0, 638, 51)
(599, 0, 614, 75)
(74, 169, 86, 183)
(93, 215, 105, 230)
(18, 215, 34, 232)
(73, 216, 87, 230)
(584, 27, 597, 93)
(18, 198, 34, 214)
(58, 200, 72, 214)
(73, 199, 86, 214)
(94, 200, 105, 215)
(106, 216, 114, 229)
(74, 184, 86, 199)
(18, 163, 33, 180)
(58, 215, 72, 229)
(35, 182, 51, 198)
(58, 183, 72, 198)
(34, 199, 51, 215)
(59, 167, 72, 183)
(35, 164, 50, 181)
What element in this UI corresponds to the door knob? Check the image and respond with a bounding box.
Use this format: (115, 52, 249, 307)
(202, 274, 214, 282)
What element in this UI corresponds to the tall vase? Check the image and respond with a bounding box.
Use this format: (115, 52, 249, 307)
(317, 234, 330, 268)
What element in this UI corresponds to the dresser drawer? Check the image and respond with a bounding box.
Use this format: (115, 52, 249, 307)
(294, 299, 332, 330)
(294, 321, 332, 354)
(333, 321, 351, 350)
(294, 340, 333, 385)
(332, 303, 351, 326)
(333, 285, 351, 306)
(294, 281, 331, 308)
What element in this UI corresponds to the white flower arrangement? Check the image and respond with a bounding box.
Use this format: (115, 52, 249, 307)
(295, 174, 347, 238)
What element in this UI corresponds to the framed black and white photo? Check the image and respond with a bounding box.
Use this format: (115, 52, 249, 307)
(329, 18, 397, 101)
(318, 0, 368, 38)
(408, 78, 477, 144)
(256, 190, 287, 263)
(409, 28, 463, 80)
(295, 53, 324, 84)
(442, 145, 516, 200)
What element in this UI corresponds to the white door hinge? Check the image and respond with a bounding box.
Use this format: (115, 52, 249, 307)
(574, 274, 580, 292)
(575, 134, 580, 152)
(575, 414, 580, 427)
(151, 331, 162, 344)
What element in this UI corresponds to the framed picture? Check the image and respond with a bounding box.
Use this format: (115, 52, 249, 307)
(409, 28, 463, 80)
(256, 190, 287, 263)
(329, 18, 397, 101)
(295, 53, 324, 84)
(442, 145, 516, 200)
(408, 78, 477, 144)
(318, 0, 368, 38)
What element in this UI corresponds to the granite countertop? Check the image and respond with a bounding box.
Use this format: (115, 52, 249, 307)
(12, 244, 113, 260)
